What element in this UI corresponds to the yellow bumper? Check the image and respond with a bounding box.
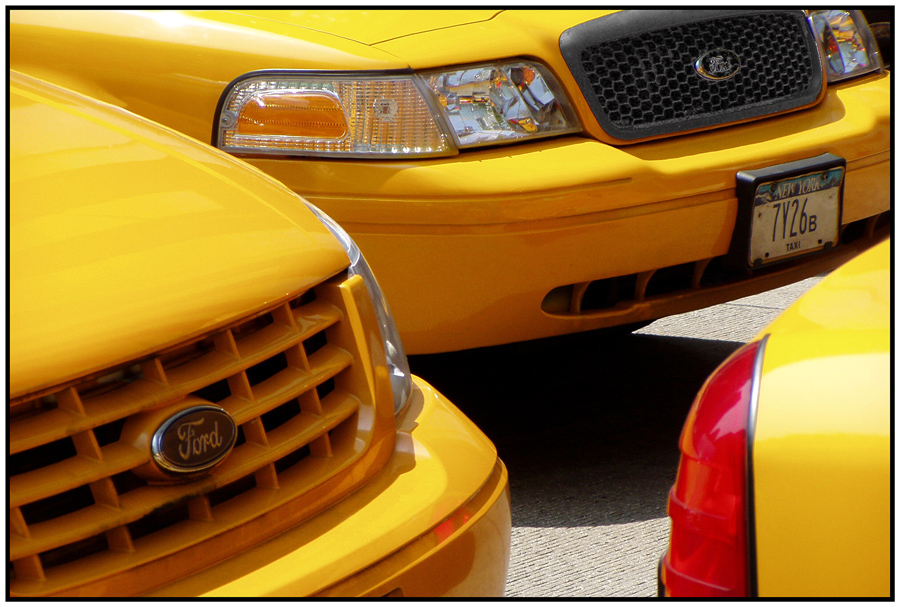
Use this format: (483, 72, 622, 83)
(146, 377, 511, 598)
(253, 73, 891, 354)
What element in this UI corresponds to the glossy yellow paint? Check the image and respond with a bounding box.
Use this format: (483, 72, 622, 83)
(752, 239, 890, 597)
(9, 9, 409, 135)
(151, 379, 510, 597)
(10, 71, 349, 399)
(10, 72, 510, 596)
(224, 9, 503, 45)
(9, 9, 892, 353)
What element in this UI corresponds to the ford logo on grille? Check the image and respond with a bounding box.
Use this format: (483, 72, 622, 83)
(694, 49, 741, 81)
(152, 405, 237, 474)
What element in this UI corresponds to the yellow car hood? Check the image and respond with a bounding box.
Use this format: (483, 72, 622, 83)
(10, 73, 349, 400)
(222, 9, 502, 45)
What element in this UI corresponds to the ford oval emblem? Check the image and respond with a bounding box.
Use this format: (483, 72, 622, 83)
(151, 405, 237, 474)
(694, 49, 741, 81)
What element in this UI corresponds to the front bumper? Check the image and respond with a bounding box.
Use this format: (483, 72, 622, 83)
(147, 377, 511, 597)
(254, 72, 891, 354)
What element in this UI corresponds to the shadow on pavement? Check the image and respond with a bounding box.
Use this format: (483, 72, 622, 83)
(410, 329, 744, 528)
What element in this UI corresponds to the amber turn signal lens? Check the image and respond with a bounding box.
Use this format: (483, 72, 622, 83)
(237, 90, 348, 139)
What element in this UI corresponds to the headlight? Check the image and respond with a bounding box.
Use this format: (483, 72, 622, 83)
(215, 61, 580, 158)
(809, 10, 885, 82)
(421, 61, 580, 149)
(305, 203, 412, 415)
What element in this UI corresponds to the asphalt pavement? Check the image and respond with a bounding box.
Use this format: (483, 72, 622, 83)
(409, 276, 823, 598)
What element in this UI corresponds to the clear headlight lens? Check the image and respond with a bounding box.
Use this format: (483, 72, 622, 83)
(305, 203, 412, 415)
(422, 61, 580, 148)
(216, 61, 580, 158)
(809, 10, 885, 82)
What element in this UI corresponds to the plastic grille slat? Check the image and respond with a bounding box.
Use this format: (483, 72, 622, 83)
(10, 388, 360, 561)
(9, 301, 342, 454)
(10, 443, 149, 509)
(8, 273, 386, 595)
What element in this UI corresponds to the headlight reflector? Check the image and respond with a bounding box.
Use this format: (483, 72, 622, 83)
(305, 203, 412, 415)
(422, 61, 580, 148)
(809, 10, 884, 82)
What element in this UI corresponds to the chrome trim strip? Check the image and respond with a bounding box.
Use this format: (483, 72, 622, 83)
(745, 333, 769, 598)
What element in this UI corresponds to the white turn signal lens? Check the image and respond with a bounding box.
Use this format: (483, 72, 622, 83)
(217, 73, 453, 158)
(809, 10, 885, 83)
(422, 61, 580, 148)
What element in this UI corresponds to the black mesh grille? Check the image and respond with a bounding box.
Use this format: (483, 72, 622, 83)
(560, 10, 824, 141)
(585, 14, 812, 128)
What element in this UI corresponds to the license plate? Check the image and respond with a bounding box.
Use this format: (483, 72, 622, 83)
(735, 155, 845, 268)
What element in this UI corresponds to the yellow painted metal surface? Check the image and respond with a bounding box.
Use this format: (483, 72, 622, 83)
(9, 9, 408, 139)
(752, 239, 890, 597)
(9, 9, 892, 353)
(10, 70, 510, 596)
(225, 9, 502, 45)
(150, 379, 509, 597)
(10, 71, 349, 399)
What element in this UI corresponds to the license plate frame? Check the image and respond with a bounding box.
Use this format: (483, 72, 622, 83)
(731, 153, 845, 269)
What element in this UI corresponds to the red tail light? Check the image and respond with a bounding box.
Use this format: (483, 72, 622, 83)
(661, 339, 764, 597)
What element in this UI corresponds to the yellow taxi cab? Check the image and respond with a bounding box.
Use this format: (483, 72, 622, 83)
(9, 9, 891, 354)
(660, 238, 890, 597)
(9, 71, 511, 598)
